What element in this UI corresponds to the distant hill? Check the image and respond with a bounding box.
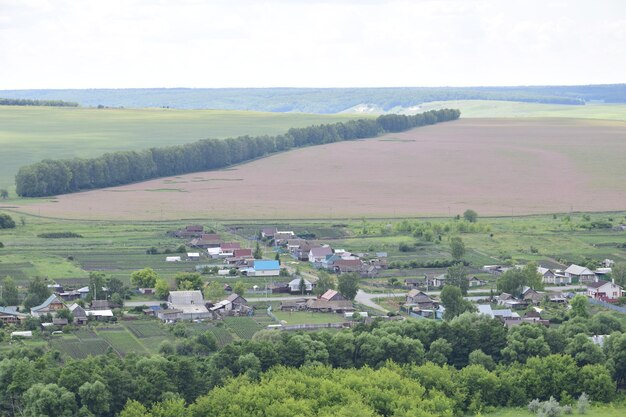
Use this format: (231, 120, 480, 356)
(1, 85, 625, 113)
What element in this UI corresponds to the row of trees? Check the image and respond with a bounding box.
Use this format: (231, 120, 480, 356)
(1, 314, 624, 417)
(15, 109, 460, 197)
(0, 98, 78, 107)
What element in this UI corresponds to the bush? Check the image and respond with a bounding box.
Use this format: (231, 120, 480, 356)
(528, 399, 541, 413)
(0, 213, 16, 229)
(562, 405, 572, 415)
(577, 393, 589, 414)
(537, 397, 562, 417)
(37, 232, 83, 238)
(398, 242, 414, 252)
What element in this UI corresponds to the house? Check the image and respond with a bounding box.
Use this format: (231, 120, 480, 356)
(468, 276, 487, 287)
(429, 274, 447, 288)
(309, 246, 333, 264)
(538, 267, 571, 285)
(261, 227, 278, 239)
(68, 303, 88, 324)
(189, 236, 222, 249)
(332, 259, 363, 273)
(587, 280, 624, 301)
(167, 290, 211, 320)
(187, 252, 201, 261)
(210, 293, 249, 314)
(0, 306, 28, 324)
(404, 279, 422, 289)
(142, 305, 162, 317)
(279, 299, 307, 311)
(497, 293, 529, 309)
(233, 248, 253, 258)
(157, 309, 183, 322)
(166, 256, 181, 262)
(406, 290, 437, 310)
(288, 278, 313, 294)
(320, 289, 344, 301)
(90, 300, 110, 310)
(565, 264, 596, 284)
(305, 298, 354, 313)
(274, 231, 296, 243)
(30, 295, 66, 317)
(249, 260, 281, 277)
(172, 225, 204, 238)
(270, 282, 291, 294)
(86, 309, 114, 319)
(521, 287, 544, 305)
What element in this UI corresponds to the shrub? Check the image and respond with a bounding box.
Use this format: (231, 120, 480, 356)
(561, 405, 572, 415)
(528, 399, 541, 413)
(537, 397, 562, 417)
(0, 213, 16, 229)
(37, 232, 82, 238)
(577, 393, 589, 414)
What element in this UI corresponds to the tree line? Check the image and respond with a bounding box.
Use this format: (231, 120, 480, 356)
(15, 109, 460, 197)
(0, 98, 78, 107)
(1, 313, 624, 417)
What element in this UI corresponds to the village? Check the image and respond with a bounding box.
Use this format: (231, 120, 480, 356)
(2, 223, 624, 346)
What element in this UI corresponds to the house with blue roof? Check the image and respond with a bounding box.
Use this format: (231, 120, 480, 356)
(250, 260, 281, 277)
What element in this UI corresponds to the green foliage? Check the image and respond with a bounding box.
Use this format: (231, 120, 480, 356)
(130, 268, 158, 289)
(497, 262, 543, 296)
(1, 275, 19, 306)
(313, 271, 336, 296)
(203, 281, 225, 301)
(441, 285, 474, 320)
(0, 189, 8, 199)
(570, 295, 589, 318)
(37, 232, 82, 238)
(253, 241, 262, 259)
(446, 263, 468, 295)
(463, 209, 478, 223)
(23, 276, 52, 311)
(502, 324, 550, 363)
(23, 383, 77, 417)
(611, 262, 626, 286)
(337, 273, 359, 300)
(0, 213, 16, 229)
(450, 236, 466, 260)
(155, 279, 170, 299)
(233, 281, 246, 297)
(174, 272, 202, 290)
(577, 393, 589, 414)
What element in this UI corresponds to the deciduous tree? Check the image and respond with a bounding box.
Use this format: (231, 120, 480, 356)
(338, 273, 359, 300)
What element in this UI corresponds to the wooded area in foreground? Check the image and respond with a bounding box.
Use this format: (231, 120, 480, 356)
(14, 109, 460, 197)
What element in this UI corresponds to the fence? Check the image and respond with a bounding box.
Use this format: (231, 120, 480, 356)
(279, 322, 353, 331)
(588, 298, 626, 314)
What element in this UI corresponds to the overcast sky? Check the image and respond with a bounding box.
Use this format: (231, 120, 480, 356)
(1, 0, 625, 89)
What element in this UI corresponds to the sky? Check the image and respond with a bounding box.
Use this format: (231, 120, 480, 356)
(0, 0, 625, 89)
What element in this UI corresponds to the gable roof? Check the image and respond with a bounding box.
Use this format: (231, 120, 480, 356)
(565, 264, 594, 276)
(169, 290, 204, 305)
(310, 246, 333, 257)
(226, 293, 247, 303)
(220, 242, 241, 250)
(321, 289, 339, 301)
(587, 279, 611, 289)
(234, 248, 253, 257)
(31, 294, 64, 312)
(254, 260, 280, 271)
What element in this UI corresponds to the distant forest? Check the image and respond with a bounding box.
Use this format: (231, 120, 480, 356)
(15, 109, 460, 197)
(1, 85, 625, 112)
(0, 98, 78, 107)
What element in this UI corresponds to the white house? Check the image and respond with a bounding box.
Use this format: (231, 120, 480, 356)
(187, 252, 200, 260)
(309, 246, 333, 264)
(166, 256, 181, 262)
(565, 264, 596, 283)
(167, 290, 211, 320)
(288, 278, 313, 293)
(587, 280, 624, 300)
(538, 267, 571, 285)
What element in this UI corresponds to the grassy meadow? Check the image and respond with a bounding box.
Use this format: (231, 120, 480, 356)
(421, 100, 626, 120)
(0, 105, 365, 192)
(480, 406, 626, 417)
(0, 211, 624, 292)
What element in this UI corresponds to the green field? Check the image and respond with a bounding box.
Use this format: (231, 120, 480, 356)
(421, 100, 626, 121)
(272, 310, 347, 325)
(0, 105, 364, 191)
(481, 406, 626, 417)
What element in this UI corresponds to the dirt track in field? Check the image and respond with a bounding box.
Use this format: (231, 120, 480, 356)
(12, 118, 626, 220)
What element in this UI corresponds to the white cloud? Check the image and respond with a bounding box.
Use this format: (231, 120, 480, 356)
(0, 0, 624, 88)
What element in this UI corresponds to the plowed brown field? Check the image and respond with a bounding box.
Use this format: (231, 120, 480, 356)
(13, 118, 626, 220)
